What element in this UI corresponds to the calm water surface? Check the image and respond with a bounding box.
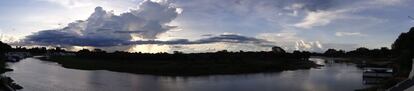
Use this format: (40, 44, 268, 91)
(6, 57, 367, 91)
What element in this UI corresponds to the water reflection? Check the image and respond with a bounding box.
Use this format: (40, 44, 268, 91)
(6, 58, 367, 91)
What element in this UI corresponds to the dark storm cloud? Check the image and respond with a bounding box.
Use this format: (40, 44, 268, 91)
(24, 30, 271, 47)
(137, 34, 272, 47)
(194, 34, 270, 44)
(24, 30, 128, 47)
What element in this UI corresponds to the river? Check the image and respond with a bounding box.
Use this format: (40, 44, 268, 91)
(5, 57, 367, 91)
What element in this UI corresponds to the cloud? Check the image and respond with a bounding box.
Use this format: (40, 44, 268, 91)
(24, 30, 271, 47)
(37, 0, 138, 11)
(257, 31, 326, 52)
(38, 0, 95, 8)
(0, 33, 19, 43)
(23, 0, 276, 50)
(293, 40, 360, 52)
(294, 10, 345, 29)
(130, 34, 272, 46)
(192, 34, 272, 46)
(335, 32, 364, 37)
(19, 0, 407, 52)
(256, 31, 302, 46)
(24, 0, 182, 46)
(371, 0, 404, 5)
(171, 0, 401, 30)
(295, 40, 324, 52)
(168, 0, 342, 27)
(293, 0, 405, 29)
(256, 31, 361, 52)
(323, 43, 359, 51)
(285, 0, 335, 12)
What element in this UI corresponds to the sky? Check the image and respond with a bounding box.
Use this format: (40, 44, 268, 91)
(0, 0, 413, 53)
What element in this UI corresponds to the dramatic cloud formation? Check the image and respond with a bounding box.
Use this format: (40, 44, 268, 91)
(24, 0, 181, 46)
(24, 0, 273, 49)
(9, 0, 411, 52)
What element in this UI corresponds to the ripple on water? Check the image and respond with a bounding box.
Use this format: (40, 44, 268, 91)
(6, 57, 366, 91)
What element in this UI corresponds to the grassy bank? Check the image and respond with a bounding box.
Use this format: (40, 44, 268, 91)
(39, 56, 320, 76)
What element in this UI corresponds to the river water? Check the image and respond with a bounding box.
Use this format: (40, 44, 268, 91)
(5, 57, 367, 91)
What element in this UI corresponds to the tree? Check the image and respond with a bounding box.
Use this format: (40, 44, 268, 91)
(0, 41, 12, 73)
(272, 46, 286, 54)
(93, 49, 106, 53)
(389, 27, 414, 77)
(78, 49, 91, 53)
(324, 49, 346, 57)
(0, 41, 12, 53)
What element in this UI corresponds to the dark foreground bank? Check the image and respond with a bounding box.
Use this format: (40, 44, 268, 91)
(39, 56, 320, 76)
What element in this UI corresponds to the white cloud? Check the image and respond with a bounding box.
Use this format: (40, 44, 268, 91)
(294, 10, 345, 29)
(295, 40, 323, 52)
(256, 30, 362, 52)
(257, 32, 300, 43)
(257, 31, 326, 52)
(335, 32, 364, 37)
(293, 0, 405, 29)
(24, 0, 182, 46)
(0, 30, 19, 43)
(38, 0, 96, 8)
(37, 0, 138, 14)
(0, 0, 141, 42)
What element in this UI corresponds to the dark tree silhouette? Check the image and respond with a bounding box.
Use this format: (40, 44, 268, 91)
(272, 46, 286, 54)
(324, 49, 345, 57)
(391, 27, 414, 77)
(0, 41, 11, 73)
(34, 45, 319, 76)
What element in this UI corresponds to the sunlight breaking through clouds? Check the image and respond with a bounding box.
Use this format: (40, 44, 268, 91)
(24, 0, 182, 46)
(2, 0, 410, 52)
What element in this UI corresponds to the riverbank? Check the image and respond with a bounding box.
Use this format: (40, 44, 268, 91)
(0, 60, 22, 91)
(39, 56, 321, 76)
(5, 57, 364, 91)
(314, 56, 394, 68)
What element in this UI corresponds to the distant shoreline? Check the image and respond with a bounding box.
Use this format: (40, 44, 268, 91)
(38, 56, 321, 76)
